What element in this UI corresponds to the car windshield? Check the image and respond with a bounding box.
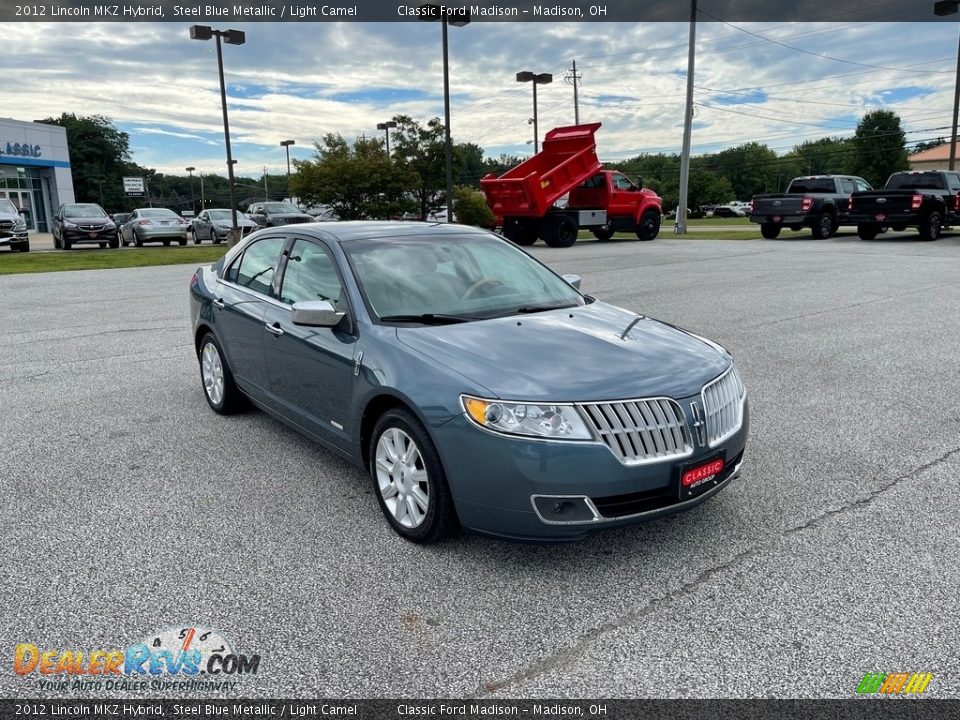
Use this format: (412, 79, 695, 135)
(0, 199, 17, 214)
(344, 233, 584, 322)
(886, 172, 946, 190)
(140, 209, 180, 218)
(263, 202, 299, 213)
(64, 204, 107, 218)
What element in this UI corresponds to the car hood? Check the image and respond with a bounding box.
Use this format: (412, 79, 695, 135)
(396, 301, 730, 402)
(268, 213, 313, 220)
(64, 216, 114, 225)
(0, 212, 20, 222)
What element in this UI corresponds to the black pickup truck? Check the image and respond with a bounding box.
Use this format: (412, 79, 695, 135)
(750, 175, 872, 239)
(848, 170, 960, 240)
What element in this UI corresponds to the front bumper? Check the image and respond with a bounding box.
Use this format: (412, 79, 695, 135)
(61, 228, 117, 245)
(0, 230, 29, 246)
(434, 397, 750, 541)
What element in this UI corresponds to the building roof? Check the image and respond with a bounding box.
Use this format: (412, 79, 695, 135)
(909, 142, 960, 162)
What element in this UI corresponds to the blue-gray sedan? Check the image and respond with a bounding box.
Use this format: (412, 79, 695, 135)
(189, 222, 748, 543)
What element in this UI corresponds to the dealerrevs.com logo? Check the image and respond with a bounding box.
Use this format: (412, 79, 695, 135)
(14, 626, 261, 692)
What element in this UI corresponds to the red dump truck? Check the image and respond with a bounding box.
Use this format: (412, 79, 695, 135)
(480, 123, 662, 247)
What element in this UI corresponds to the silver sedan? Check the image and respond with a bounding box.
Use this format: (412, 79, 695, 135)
(191, 209, 259, 244)
(120, 208, 190, 247)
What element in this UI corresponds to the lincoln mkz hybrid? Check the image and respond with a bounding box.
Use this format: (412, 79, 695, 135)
(189, 222, 749, 543)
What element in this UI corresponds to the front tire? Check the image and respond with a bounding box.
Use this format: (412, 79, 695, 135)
(370, 409, 457, 543)
(109, 236, 119, 249)
(636, 210, 661, 241)
(918, 210, 942, 241)
(857, 224, 880, 240)
(198, 333, 244, 415)
(178, 237, 187, 246)
(63, 235, 72, 250)
(760, 223, 781, 239)
(192, 229, 201, 244)
(14, 241, 29, 252)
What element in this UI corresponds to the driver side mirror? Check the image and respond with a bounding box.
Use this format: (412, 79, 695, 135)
(291, 300, 345, 328)
(636, 176, 643, 189)
(19, 208, 29, 215)
(562, 273, 582, 290)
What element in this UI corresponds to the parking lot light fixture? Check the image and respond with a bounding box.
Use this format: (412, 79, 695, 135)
(280, 140, 295, 202)
(185, 166, 196, 214)
(516, 71, 553, 153)
(419, 4, 470, 221)
(935, 0, 960, 170)
(377, 121, 397, 159)
(189, 24, 246, 245)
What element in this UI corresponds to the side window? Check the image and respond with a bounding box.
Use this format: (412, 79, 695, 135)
(577, 174, 604, 189)
(948, 173, 960, 191)
(613, 174, 634, 190)
(839, 179, 855, 194)
(855, 179, 871, 192)
(279, 239, 345, 309)
(231, 236, 286, 296)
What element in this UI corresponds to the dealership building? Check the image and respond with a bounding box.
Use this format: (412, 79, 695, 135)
(0, 117, 75, 233)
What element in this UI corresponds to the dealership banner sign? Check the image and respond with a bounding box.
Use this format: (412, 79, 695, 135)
(123, 177, 146, 197)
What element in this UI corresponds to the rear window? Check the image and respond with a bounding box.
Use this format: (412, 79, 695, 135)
(787, 178, 836, 194)
(885, 173, 946, 190)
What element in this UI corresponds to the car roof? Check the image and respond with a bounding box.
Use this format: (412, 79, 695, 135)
(293, 220, 493, 243)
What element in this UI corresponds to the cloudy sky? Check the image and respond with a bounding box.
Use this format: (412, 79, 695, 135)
(10, 16, 960, 179)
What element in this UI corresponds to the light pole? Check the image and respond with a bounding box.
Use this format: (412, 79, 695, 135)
(935, 0, 960, 170)
(280, 139, 295, 202)
(516, 71, 553, 154)
(189, 24, 246, 245)
(676, 0, 697, 234)
(419, 4, 470, 222)
(185, 166, 196, 214)
(376, 121, 397, 159)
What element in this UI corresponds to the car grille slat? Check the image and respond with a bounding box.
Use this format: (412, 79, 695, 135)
(702, 366, 745, 447)
(580, 398, 691, 465)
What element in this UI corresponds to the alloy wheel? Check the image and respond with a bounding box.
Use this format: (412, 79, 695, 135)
(375, 428, 429, 529)
(201, 342, 225, 406)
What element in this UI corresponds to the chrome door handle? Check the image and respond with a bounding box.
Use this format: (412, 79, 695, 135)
(212, 298, 225, 309)
(265, 323, 284, 337)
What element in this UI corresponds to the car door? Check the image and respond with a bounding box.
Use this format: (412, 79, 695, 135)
(195, 211, 210, 240)
(262, 236, 357, 451)
(608, 172, 637, 217)
(214, 235, 288, 403)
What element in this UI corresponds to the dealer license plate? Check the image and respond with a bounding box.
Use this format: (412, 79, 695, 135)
(679, 454, 725, 500)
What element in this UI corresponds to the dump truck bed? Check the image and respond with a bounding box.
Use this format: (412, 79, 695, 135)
(480, 123, 603, 218)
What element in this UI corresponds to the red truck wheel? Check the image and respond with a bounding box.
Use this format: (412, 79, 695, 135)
(636, 210, 661, 241)
(544, 215, 578, 248)
(593, 228, 615, 241)
(502, 218, 538, 246)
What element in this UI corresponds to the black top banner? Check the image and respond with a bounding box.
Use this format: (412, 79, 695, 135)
(0, 0, 953, 23)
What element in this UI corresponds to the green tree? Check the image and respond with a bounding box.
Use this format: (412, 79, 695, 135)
(686, 169, 735, 213)
(481, 153, 524, 178)
(290, 134, 415, 220)
(708, 142, 781, 200)
(452, 186, 495, 227)
(390, 115, 451, 219)
(39, 113, 132, 210)
(846, 109, 909, 187)
(786, 137, 852, 177)
(453, 142, 486, 187)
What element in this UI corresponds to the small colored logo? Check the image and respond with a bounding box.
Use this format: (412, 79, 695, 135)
(14, 626, 260, 692)
(856, 672, 933, 695)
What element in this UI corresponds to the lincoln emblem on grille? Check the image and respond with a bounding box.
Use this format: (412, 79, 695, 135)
(690, 401, 707, 446)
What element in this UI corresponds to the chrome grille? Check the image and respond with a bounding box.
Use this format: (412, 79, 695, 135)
(0, 221, 13, 229)
(702, 366, 745, 447)
(580, 398, 691, 465)
(78, 224, 105, 231)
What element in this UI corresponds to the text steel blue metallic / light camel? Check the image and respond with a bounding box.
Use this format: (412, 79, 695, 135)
(189, 222, 748, 543)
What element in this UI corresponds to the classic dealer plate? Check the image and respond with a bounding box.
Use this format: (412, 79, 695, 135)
(679, 454, 725, 500)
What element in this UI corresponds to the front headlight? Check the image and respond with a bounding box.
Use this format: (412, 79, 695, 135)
(461, 395, 592, 440)
(14, 220, 26, 231)
(64, 221, 78, 229)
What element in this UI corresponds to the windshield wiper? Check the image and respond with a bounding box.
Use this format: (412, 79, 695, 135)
(379, 313, 478, 325)
(514, 303, 579, 314)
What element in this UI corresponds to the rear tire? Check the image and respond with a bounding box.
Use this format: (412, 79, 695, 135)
(812, 212, 834, 239)
(162, 239, 171, 247)
(134, 231, 143, 248)
(635, 210, 660, 241)
(369, 408, 457, 544)
(760, 224, 781, 239)
(502, 217, 538, 246)
(857, 224, 880, 240)
(178, 238, 187, 246)
(544, 214, 579, 248)
(593, 228, 615, 241)
(918, 210, 942, 241)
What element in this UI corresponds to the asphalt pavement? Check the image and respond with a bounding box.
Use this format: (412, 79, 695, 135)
(1, 235, 959, 699)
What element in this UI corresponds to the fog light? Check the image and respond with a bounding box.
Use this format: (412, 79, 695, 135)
(552, 502, 565, 513)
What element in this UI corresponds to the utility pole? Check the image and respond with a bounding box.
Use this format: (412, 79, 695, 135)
(564, 59, 581, 125)
(676, 0, 697, 234)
